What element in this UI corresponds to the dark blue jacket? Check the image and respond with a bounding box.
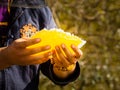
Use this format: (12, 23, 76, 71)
(0, 0, 80, 90)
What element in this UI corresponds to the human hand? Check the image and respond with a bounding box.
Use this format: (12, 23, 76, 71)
(1, 38, 52, 66)
(52, 44, 82, 78)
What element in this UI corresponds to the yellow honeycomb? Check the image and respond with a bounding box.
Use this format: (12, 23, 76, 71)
(28, 28, 86, 54)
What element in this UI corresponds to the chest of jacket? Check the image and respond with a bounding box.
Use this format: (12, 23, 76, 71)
(4, 0, 56, 46)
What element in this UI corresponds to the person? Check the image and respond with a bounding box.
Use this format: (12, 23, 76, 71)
(0, 0, 82, 90)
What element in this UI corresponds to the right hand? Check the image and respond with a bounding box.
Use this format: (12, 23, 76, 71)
(1, 38, 52, 66)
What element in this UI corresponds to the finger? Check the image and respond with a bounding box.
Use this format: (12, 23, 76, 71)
(30, 56, 51, 65)
(53, 54, 63, 68)
(52, 50, 62, 65)
(71, 44, 83, 58)
(14, 38, 41, 48)
(55, 46, 70, 67)
(61, 44, 74, 64)
(22, 45, 51, 56)
(22, 57, 50, 65)
(22, 51, 52, 65)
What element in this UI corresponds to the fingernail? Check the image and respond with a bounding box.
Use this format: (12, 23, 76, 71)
(36, 38, 41, 42)
(61, 44, 65, 48)
(46, 45, 51, 49)
(71, 44, 75, 48)
(55, 46, 59, 50)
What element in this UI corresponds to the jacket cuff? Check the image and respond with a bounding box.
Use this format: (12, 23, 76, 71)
(49, 62, 80, 86)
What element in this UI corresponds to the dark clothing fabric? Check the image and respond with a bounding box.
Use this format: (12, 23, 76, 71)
(0, 0, 80, 90)
(11, 0, 46, 8)
(0, 0, 9, 47)
(0, 1, 9, 22)
(7, 6, 57, 45)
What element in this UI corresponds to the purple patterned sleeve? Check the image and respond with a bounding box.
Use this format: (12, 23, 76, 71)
(0, 1, 9, 22)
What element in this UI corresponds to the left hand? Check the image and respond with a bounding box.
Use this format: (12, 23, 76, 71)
(51, 44, 82, 71)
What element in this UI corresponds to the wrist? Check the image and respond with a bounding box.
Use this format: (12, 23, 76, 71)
(53, 64, 76, 79)
(0, 47, 11, 70)
(54, 64, 76, 71)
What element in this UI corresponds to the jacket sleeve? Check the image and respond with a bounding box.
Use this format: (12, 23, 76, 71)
(40, 60, 80, 86)
(40, 6, 80, 85)
(41, 6, 57, 29)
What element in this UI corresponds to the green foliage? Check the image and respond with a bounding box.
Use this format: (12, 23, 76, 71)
(39, 0, 120, 90)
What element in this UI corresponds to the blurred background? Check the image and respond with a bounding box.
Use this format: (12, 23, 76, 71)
(39, 0, 120, 90)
